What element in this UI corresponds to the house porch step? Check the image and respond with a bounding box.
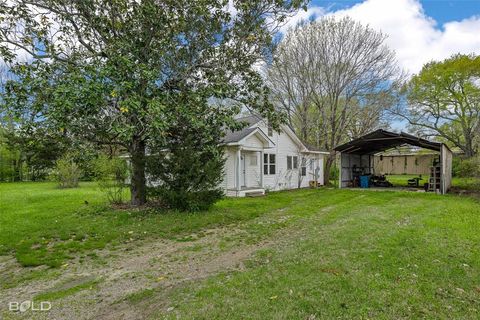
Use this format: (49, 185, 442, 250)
(245, 191, 265, 197)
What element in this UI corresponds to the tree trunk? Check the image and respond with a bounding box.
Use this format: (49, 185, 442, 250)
(464, 134, 475, 158)
(324, 153, 335, 186)
(129, 138, 147, 206)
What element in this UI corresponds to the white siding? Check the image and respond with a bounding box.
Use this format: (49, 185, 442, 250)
(256, 123, 325, 191)
(222, 147, 237, 190)
(221, 121, 326, 195)
(244, 134, 264, 149)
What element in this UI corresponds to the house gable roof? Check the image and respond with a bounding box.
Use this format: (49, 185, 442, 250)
(223, 127, 257, 144)
(224, 127, 274, 147)
(224, 113, 328, 154)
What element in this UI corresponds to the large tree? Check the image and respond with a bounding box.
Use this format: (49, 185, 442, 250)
(268, 17, 400, 183)
(393, 54, 480, 157)
(0, 0, 306, 204)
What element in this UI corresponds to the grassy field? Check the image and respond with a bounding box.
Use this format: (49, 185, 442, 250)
(1, 182, 480, 319)
(0, 182, 297, 267)
(386, 174, 480, 190)
(158, 190, 480, 319)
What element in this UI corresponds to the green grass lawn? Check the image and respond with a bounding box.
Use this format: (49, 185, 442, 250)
(1, 182, 480, 318)
(0, 182, 306, 267)
(157, 190, 480, 319)
(385, 174, 480, 190)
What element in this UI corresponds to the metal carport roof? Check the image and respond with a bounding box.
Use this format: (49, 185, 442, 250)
(334, 129, 444, 154)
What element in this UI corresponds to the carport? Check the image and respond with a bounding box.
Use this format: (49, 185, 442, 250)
(335, 129, 453, 194)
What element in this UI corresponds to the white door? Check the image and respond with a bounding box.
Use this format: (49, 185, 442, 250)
(240, 154, 246, 187)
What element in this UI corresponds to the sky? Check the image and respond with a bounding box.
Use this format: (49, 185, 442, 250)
(281, 0, 480, 74)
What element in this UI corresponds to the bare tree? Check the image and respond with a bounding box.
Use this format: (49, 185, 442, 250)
(267, 26, 313, 142)
(346, 92, 395, 139)
(268, 16, 400, 183)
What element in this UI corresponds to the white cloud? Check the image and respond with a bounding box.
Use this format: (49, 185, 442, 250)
(285, 0, 480, 74)
(279, 6, 325, 33)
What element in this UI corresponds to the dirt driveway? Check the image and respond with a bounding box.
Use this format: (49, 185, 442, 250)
(1, 210, 297, 320)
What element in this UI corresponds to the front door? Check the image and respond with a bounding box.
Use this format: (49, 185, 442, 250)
(240, 154, 246, 187)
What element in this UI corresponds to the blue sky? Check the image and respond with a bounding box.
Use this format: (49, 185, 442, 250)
(282, 0, 480, 74)
(311, 0, 480, 25)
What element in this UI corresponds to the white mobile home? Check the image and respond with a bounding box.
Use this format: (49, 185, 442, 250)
(222, 115, 328, 197)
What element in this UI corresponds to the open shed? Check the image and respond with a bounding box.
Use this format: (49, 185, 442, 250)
(334, 129, 453, 194)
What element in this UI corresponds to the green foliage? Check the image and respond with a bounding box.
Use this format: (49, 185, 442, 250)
(452, 156, 480, 178)
(146, 100, 227, 211)
(94, 154, 128, 204)
(0, 124, 67, 181)
(0, 136, 20, 181)
(328, 164, 339, 187)
(52, 153, 82, 188)
(405, 54, 480, 157)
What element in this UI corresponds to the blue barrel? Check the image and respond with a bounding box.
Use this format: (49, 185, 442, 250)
(360, 175, 370, 188)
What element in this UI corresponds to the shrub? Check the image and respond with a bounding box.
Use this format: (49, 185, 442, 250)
(94, 155, 128, 204)
(329, 164, 339, 187)
(148, 187, 224, 212)
(53, 154, 82, 188)
(453, 156, 480, 178)
(146, 139, 225, 211)
(146, 102, 227, 211)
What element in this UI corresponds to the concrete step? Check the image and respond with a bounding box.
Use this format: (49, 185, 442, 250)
(245, 191, 265, 197)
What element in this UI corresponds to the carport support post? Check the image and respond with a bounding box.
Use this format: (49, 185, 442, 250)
(440, 146, 445, 195)
(338, 152, 342, 189)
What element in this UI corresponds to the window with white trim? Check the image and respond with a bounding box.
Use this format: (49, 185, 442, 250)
(264, 154, 276, 175)
(301, 158, 307, 176)
(287, 156, 298, 170)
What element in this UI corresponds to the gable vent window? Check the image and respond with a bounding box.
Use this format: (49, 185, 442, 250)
(264, 153, 276, 175)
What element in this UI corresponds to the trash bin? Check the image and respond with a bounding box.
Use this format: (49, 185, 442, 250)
(360, 175, 370, 188)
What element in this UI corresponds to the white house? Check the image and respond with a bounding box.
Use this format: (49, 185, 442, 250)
(222, 114, 329, 197)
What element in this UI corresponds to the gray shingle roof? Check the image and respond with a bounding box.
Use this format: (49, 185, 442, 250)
(222, 114, 263, 144)
(223, 127, 257, 144)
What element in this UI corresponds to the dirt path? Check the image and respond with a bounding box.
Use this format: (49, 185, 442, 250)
(1, 210, 299, 320)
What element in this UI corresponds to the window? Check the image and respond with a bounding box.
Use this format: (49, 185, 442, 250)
(250, 154, 257, 166)
(310, 159, 314, 170)
(301, 158, 307, 176)
(287, 156, 298, 170)
(264, 153, 276, 175)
